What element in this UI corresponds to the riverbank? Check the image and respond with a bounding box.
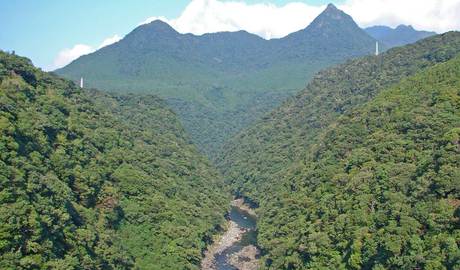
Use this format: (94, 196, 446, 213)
(201, 199, 259, 270)
(201, 221, 247, 269)
(230, 198, 257, 217)
(229, 245, 260, 270)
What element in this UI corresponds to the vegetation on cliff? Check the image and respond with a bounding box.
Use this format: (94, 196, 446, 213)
(0, 51, 228, 269)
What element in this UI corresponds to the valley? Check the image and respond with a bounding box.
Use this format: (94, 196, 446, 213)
(1, 2, 459, 270)
(218, 32, 460, 269)
(55, 4, 379, 157)
(202, 199, 259, 270)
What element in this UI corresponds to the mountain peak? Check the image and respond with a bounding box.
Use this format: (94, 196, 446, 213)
(395, 24, 414, 31)
(322, 3, 343, 17)
(126, 19, 178, 41)
(306, 3, 356, 32)
(313, 3, 348, 24)
(326, 3, 338, 11)
(119, 19, 180, 49)
(144, 20, 177, 32)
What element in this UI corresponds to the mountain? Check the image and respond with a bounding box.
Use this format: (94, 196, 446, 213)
(55, 4, 378, 157)
(217, 32, 460, 268)
(365, 24, 436, 48)
(217, 32, 460, 200)
(259, 52, 460, 269)
(282, 4, 376, 55)
(0, 51, 228, 269)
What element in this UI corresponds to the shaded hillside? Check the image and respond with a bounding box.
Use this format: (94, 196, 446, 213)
(366, 25, 436, 48)
(217, 32, 460, 202)
(257, 53, 460, 269)
(279, 4, 377, 58)
(56, 4, 377, 156)
(0, 51, 227, 269)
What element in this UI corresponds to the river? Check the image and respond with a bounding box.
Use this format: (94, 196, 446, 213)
(201, 200, 259, 270)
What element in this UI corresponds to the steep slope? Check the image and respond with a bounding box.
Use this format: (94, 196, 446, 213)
(365, 25, 436, 48)
(279, 4, 377, 59)
(56, 4, 378, 156)
(0, 51, 227, 270)
(217, 32, 460, 202)
(257, 54, 460, 269)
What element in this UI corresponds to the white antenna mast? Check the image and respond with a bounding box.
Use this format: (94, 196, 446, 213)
(375, 41, 379, 56)
(80, 77, 84, 88)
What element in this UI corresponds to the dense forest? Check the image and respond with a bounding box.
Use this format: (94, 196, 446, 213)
(0, 51, 228, 269)
(56, 4, 379, 156)
(217, 32, 460, 200)
(258, 54, 460, 269)
(2, 7, 460, 270)
(217, 32, 460, 269)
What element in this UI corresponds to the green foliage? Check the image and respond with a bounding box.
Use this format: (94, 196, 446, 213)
(3, 14, 458, 270)
(55, 5, 378, 156)
(217, 32, 460, 269)
(218, 32, 460, 201)
(258, 54, 460, 269)
(0, 51, 228, 269)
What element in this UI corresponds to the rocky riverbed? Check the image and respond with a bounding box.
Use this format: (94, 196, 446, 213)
(201, 221, 247, 269)
(229, 245, 260, 270)
(201, 199, 259, 270)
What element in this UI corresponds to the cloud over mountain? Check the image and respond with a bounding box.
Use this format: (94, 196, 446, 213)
(51, 34, 121, 70)
(143, 0, 459, 39)
(342, 0, 460, 32)
(52, 0, 460, 70)
(142, 0, 324, 39)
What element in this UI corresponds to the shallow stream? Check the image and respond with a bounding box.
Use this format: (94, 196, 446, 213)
(214, 206, 258, 270)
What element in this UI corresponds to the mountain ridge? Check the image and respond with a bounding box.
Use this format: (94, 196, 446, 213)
(217, 31, 460, 201)
(56, 4, 378, 156)
(217, 31, 460, 268)
(259, 52, 460, 269)
(365, 24, 436, 48)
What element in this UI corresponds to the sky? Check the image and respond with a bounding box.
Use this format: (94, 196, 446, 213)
(1, 0, 459, 71)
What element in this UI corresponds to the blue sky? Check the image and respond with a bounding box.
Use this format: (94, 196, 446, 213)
(0, 0, 341, 70)
(0, 0, 184, 69)
(1, 0, 458, 70)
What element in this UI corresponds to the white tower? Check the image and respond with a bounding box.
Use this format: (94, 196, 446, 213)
(80, 77, 84, 88)
(375, 42, 379, 56)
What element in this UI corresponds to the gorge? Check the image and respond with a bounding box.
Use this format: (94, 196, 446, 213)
(202, 199, 259, 270)
(1, 2, 459, 270)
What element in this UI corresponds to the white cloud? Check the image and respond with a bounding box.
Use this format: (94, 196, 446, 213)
(51, 34, 121, 70)
(341, 0, 460, 31)
(97, 34, 122, 49)
(139, 16, 169, 26)
(140, 0, 460, 39)
(50, 0, 460, 70)
(143, 0, 325, 39)
(52, 44, 93, 70)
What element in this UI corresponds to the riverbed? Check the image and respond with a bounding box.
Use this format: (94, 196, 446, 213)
(201, 200, 259, 270)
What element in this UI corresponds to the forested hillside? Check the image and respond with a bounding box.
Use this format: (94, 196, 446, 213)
(257, 53, 460, 269)
(216, 31, 460, 269)
(0, 51, 228, 269)
(217, 32, 460, 202)
(56, 4, 378, 156)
